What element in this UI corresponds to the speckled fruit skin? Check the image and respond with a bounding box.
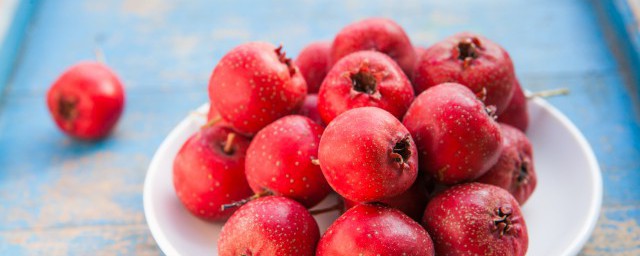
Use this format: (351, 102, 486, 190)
(412, 46, 428, 78)
(331, 18, 416, 75)
(422, 183, 528, 256)
(477, 124, 537, 205)
(173, 125, 253, 221)
(245, 115, 330, 208)
(403, 83, 503, 185)
(497, 80, 529, 132)
(319, 107, 418, 202)
(46, 62, 125, 140)
(208, 42, 307, 135)
(316, 204, 435, 256)
(298, 94, 324, 126)
(295, 41, 331, 93)
(318, 51, 414, 124)
(412, 32, 516, 114)
(343, 176, 429, 222)
(218, 196, 320, 256)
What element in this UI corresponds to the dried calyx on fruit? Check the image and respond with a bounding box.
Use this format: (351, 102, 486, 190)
(208, 42, 306, 135)
(413, 32, 516, 114)
(403, 83, 503, 184)
(319, 107, 418, 203)
(422, 183, 528, 255)
(318, 51, 414, 123)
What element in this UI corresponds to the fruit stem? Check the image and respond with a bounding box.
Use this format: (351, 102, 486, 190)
(201, 115, 222, 129)
(221, 190, 272, 211)
(311, 157, 320, 166)
(309, 200, 344, 215)
(223, 133, 236, 154)
(526, 88, 569, 99)
(95, 47, 106, 64)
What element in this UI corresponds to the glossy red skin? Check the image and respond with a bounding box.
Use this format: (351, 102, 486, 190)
(209, 42, 307, 135)
(411, 46, 428, 78)
(173, 125, 253, 221)
(403, 83, 503, 185)
(331, 18, 416, 75)
(476, 124, 537, 205)
(318, 51, 414, 123)
(414, 46, 427, 58)
(422, 183, 528, 256)
(298, 94, 324, 126)
(245, 115, 330, 208)
(319, 107, 418, 202)
(295, 41, 330, 93)
(317, 204, 435, 256)
(343, 177, 429, 222)
(46, 62, 124, 140)
(218, 196, 320, 256)
(205, 103, 231, 128)
(497, 80, 529, 132)
(207, 102, 220, 121)
(413, 32, 516, 114)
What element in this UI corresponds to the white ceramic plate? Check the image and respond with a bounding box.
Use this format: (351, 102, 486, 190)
(143, 99, 602, 256)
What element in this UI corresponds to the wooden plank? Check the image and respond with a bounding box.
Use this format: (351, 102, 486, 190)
(0, 224, 159, 255)
(0, 0, 39, 91)
(6, 0, 616, 95)
(0, 0, 639, 254)
(591, 0, 640, 101)
(581, 207, 640, 255)
(0, 90, 206, 231)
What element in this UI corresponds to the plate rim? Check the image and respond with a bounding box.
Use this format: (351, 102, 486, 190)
(144, 105, 209, 256)
(143, 100, 603, 256)
(529, 98, 603, 256)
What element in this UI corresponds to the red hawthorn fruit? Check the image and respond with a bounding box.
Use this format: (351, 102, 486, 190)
(208, 42, 307, 135)
(46, 62, 125, 140)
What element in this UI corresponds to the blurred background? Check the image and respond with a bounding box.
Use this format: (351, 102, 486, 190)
(0, 0, 639, 255)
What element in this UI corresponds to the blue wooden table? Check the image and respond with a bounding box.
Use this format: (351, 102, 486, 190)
(1, 0, 639, 255)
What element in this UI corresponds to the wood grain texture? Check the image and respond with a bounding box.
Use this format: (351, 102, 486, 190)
(1, 0, 639, 255)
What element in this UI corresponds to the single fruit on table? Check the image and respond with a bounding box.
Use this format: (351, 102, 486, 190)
(403, 83, 503, 185)
(318, 50, 414, 123)
(218, 196, 320, 256)
(245, 115, 330, 208)
(208, 42, 307, 135)
(331, 18, 416, 75)
(497, 80, 529, 132)
(173, 125, 253, 220)
(295, 41, 331, 93)
(422, 182, 528, 256)
(46, 62, 125, 140)
(476, 124, 537, 205)
(412, 32, 516, 114)
(298, 94, 324, 126)
(319, 107, 418, 202)
(343, 175, 430, 222)
(316, 203, 435, 256)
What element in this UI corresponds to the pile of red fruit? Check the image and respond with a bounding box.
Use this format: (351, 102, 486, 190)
(174, 18, 537, 255)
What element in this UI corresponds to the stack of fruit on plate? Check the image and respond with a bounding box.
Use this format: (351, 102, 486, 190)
(173, 18, 538, 255)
